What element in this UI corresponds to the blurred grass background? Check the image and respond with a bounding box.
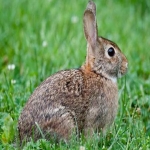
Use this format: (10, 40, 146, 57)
(0, 0, 150, 149)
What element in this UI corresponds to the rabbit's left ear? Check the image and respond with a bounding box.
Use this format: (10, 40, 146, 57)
(83, 1, 98, 48)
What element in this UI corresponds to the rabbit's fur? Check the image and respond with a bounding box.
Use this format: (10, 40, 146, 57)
(18, 1, 128, 142)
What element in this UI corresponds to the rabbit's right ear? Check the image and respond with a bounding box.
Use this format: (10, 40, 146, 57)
(83, 1, 98, 48)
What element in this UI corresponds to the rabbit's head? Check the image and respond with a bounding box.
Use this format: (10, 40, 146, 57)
(83, 1, 128, 82)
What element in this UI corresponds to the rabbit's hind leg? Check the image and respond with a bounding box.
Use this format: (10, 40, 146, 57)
(41, 108, 77, 141)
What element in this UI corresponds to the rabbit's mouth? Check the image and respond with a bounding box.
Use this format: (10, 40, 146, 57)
(118, 63, 128, 78)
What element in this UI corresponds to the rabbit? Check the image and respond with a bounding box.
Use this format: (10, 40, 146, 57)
(18, 0, 128, 143)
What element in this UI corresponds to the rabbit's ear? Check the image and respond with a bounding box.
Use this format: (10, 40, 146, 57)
(83, 1, 98, 48)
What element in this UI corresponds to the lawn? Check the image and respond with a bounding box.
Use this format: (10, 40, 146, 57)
(0, 0, 150, 149)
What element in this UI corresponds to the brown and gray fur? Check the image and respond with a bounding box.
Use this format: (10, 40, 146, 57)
(18, 1, 128, 142)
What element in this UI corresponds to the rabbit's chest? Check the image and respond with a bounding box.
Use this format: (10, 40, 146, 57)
(85, 81, 118, 130)
(91, 95, 117, 127)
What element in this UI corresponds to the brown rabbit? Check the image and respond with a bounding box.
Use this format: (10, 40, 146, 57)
(18, 1, 128, 142)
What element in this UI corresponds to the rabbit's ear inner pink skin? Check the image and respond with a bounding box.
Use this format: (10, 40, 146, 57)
(84, 0, 97, 46)
(84, 1, 97, 45)
(84, 10, 98, 48)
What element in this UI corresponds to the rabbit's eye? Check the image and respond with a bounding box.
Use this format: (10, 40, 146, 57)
(108, 47, 115, 57)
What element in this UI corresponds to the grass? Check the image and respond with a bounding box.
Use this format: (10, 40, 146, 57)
(0, 0, 150, 149)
